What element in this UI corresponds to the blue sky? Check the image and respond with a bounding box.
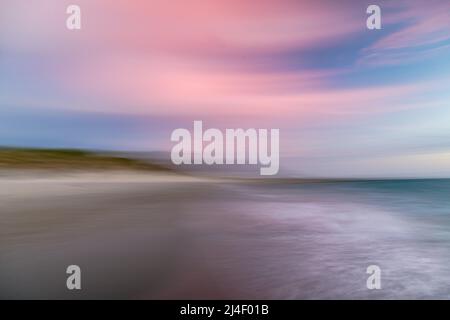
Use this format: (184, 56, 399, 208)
(1, 0, 450, 177)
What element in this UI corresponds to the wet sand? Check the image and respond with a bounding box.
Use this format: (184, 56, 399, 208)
(1, 173, 450, 299)
(0, 171, 227, 299)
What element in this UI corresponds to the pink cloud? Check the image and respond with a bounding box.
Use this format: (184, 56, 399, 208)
(1, 0, 362, 54)
(3, 0, 449, 124)
(57, 51, 449, 123)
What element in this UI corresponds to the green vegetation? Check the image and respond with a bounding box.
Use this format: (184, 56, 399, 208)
(0, 148, 170, 171)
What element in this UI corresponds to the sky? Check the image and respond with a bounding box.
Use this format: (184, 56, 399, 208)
(1, 0, 450, 177)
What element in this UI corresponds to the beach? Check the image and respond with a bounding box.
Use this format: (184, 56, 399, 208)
(1, 172, 450, 299)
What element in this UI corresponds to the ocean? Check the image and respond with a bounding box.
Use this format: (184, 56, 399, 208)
(1, 176, 450, 299)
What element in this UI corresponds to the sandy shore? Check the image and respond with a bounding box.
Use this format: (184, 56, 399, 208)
(0, 170, 211, 200)
(2, 172, 450, 299)
(0, 171, 234, 299)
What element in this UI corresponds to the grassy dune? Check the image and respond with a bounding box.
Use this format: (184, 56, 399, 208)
(0, 148, 170, 172)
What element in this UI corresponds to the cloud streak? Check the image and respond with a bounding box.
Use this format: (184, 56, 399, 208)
(1, 0, 450, 177)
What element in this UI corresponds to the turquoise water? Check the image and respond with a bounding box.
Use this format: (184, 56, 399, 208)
(223, 179, 450, 298)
